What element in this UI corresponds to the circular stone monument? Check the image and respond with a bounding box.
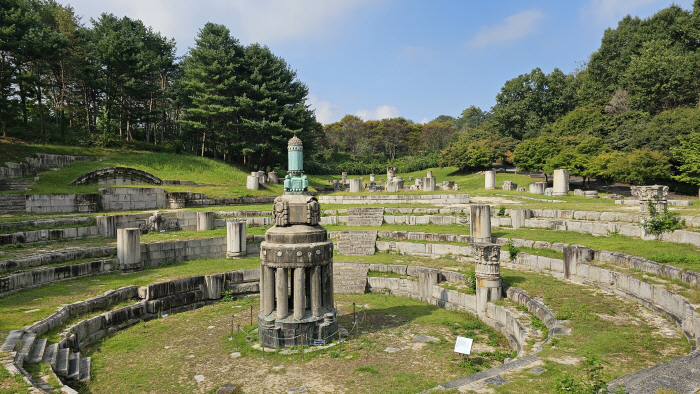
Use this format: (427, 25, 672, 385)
(258, 136, 337, 348)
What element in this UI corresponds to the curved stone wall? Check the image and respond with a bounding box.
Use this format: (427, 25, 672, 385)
(71, 167, 163, 186)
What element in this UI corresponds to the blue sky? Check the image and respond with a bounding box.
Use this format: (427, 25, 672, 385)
(66, 0, 694, 124)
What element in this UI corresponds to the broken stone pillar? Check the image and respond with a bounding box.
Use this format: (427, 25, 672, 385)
(529, 182, 546, 194)
(268, 171, 280, 185)
(415, 177, 424, 187)
(246, 175, 259, 190)
(484, 170, 496, 190)
(426, 170, 433, 178)
(470, 204, 491, 242)
(196, 211, 214, 231)
(502, 181, 517, 191)
(553, 169, 569, 196)
(510, 208, 532, 230)
(472, 243, 502, 317)
(349, 178, 362, 192)
(562, 246, 594, 279)
(341, 172, 348, 183)
(631, 185, 669, 218)
(387, 167, 396, 182)
(117, 228, 142, 271)
(226, 219, 247, 258)
(257, 171, 266, 187)
(369, 173, 375, 182)
(167, 192, 188, 209)
(423, 177, 435, 192)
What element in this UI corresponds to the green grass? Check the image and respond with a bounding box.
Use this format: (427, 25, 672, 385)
(82, 293, 511, 394)
(0, 256, 260, 341)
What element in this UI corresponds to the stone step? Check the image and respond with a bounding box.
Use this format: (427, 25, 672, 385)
(42, 343, 58, 369)
(18, 332, 36, 360)
(333, 278, 367, 284)
(0, 330, 24, 351)
(67, 351, 80, 380)
(27, 338, 47, 364)
(78, 357, 91, 382)
(55, 348, 69, 377)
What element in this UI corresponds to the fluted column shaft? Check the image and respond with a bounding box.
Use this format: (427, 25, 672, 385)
(293, 267, 306, 320)
(276, 267, 288, 319)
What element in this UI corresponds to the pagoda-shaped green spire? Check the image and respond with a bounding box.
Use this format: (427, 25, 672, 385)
(284, 135, 308, 194)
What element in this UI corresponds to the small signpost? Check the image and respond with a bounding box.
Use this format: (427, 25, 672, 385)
(454, 336, 473, 361)
(313, 340, 325, 346)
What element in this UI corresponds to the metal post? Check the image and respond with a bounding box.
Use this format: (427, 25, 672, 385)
(236, 325, 240, 350)
(301, 334, 304, 361)
(260, 333, 265, 360)
(338, 330, 343, 355)
(250, 305, 253, 326)
(229, 315, 234, 340)
(353, 303, 356, 336)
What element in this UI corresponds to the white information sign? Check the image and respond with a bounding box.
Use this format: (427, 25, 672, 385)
(454, 336, 473, 355)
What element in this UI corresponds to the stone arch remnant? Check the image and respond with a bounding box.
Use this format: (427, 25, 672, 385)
(71, 167, 163, 186)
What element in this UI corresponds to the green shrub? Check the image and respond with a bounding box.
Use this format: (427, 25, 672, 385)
(641, 201, 685, 235)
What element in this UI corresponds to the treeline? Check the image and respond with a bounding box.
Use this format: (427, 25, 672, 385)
(0, 0, 321, 172)
(437, 2, 700, 192)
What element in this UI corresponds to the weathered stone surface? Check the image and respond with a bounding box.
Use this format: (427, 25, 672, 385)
(347, 207, 384, 226)
(337, 231, 377, 255)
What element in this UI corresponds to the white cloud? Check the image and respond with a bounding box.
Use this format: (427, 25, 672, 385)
(465, 9, 545, 49)
(307, 95, 346, 125)
(421, 117, 428, 124)
(581, 0, 658, 27)
(356, 105, 400, 121)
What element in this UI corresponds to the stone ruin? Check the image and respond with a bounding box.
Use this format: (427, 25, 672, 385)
(631, 185, 669, 218)
(258, 136, 337, 348)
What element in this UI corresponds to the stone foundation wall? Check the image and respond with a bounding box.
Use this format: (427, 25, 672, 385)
(318, 194, 470, 205)
(0, 217, 92, 233)
(0, 153, 94, 180)
(0, 194, 26, 214)
(0, 258, 118, 297)
(0, 246, 115, 274)
(0, 226, 100, 246)
(100, 187, 167, 211)
(25, 194, 86, 213)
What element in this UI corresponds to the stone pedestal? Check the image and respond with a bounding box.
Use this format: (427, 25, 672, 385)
(584, 190, 599, 199)
(422, 177, 435, 192)
(349, 178, 362, 193)
(268, 172, 280, 185)
(484, 170, 496, 190)
(563, 246, 593, 279)
(386, 179, 404, 192)
(470, 204, 491, 242)
(529, 182, 546, 194)
(167, 192, 188, 209)
(510, 208, 532, 230)
(226, 220, 247, 258)
(387, 167, 396, 182)
(246, 175, 259, 190)
(369, 174, 375, 182)
(415, 177, 424, 187)
(196, 211, 214, 231)
(117, 228, 142, 271)
(502, 181, 517, 191)
(553, 169, 569, 196)
(631, 185, 669, 218)
(472, 243, 502, 318)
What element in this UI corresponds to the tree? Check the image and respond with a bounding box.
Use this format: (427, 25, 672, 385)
(420, 121, 455, 152)
(179, 23, 243, 158)
(440, 138, 501, 172)
(512, 136, 562, 182)
(455, 105, 488, 131)
(672, 132, 700, 189)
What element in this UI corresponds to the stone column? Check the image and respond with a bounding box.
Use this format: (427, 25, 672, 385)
(562, 246, 593, 279)
(484, 170, 496, 190)
(167, 192, 188, 209)
(117, 228, 142, 271)
(276, 267, 288, 319)
(387, 167, 396, 181)
(323, 263, 334, 310)
(246, 175, 259, 190)
(268, 171, 279, 184)
(349, 178, 362, 192)
(196, 211, 214, 231)
(226, 220, 247, 258)
(341, 172, 348, 183)
(502, 181, 517, 191)
(293, 267, 305, 320)
(631, 185, 669, 218)
(469, 204, 491, 242)
(472, 243, 502, 318)
(369, 173, 375, 182)
(426, 170, 433, 178)
(510, 208, 532, 230)
(423, 177, 435, 192)
(311, 265, 322, 317)
(263, 266, 275, 315)
(553, 169, 569, 196)
(529, 182, 545, 194)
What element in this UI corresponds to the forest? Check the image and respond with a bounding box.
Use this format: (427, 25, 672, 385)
(2, 0, 700, 192)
